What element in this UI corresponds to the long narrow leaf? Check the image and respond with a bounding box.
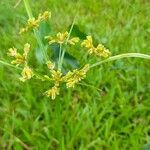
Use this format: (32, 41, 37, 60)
(90, 53, 150, 68)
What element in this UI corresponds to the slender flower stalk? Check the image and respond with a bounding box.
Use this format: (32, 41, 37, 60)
(23, 0, 49, 62)
(0, 60, 22, 70)
(58, 44, 62, 71)
(59, 15, 77, 70)
(59, 1, 81, 70)
(90, 53, 150, 68)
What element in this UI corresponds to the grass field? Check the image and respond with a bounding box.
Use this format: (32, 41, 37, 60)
(0, 0, 150, 149)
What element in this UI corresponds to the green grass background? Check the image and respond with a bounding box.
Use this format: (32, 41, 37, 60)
(0, 0, 150, 149)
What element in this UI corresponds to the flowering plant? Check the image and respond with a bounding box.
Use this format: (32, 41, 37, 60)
(0, 0, 150, 100)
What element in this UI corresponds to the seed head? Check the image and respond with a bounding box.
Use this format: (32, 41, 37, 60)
(63, 64, 89, 88)
(51, 70, 62, 86)
(28, 18, 39, 28)
(81, 36, 93, 49)
(19, 11, 51, 34)
(82, 36, 111, 58)
(38, 11, 51, 21)
(96, 44, 111, 58)
(19, 66, 34, 82)
(8, 43, 31, 66)
(46, 60, 55, 70)
(7, 48, 18, 57)
(45, 31, 79, 45)
(68, 37, 80, 45)
(44, 85, 60, 100)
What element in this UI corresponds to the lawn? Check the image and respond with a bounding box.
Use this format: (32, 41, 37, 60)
(0, 0, 150, 149)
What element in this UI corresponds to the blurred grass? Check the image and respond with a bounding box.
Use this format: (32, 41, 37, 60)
(0, 0, 150, 149)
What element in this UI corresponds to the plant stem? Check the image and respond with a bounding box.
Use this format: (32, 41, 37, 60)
(59, 14, 77, 70)
(58, 44, 62, 71)
(23, 0, 48, 62)
(0, 60, 22, 70)
(90, 53, 150, 68)
(23, 0, 33, 18)
(34, 30, 49, 61)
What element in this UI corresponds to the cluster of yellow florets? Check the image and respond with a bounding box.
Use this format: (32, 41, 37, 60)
(45, 33, 111, 58)
(8, 43, 34, 82)
(19, 11, 51, 34)
(8, 10, 111, 100)
(45, 31, 79, 45)
(44, 85, 60, 100)
(43, 60, 89, 99)
(62, 64, 89, 88)
(81, 36, 111, 58)
(20, 65, 33, 82)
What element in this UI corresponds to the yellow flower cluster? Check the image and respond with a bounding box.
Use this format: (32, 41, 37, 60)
(44, 85, 60, 100)
(46, 60, 55, 70)
(44, 60, 89, 99)
(81, 36, 111, 58)
(7, 43, 30, 65)
(19, 11, 51, 34)
(45, 31, 79, 45)
(62, 64, 89, 88)
(19, 66, 33, 82)
(51, 70, 62, 86)
(44, 60, 61, 99)
(8, 43, 33, 82)
(7, 48, 25, 65)
(8, 10, 112, 100)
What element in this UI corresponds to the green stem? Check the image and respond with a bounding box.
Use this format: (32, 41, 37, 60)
(59, 15, 77, 70)
(23, 0, 33, 18)
(34, 30, 49, 61)
(23, 0, 48, 62)
(59, 1, 81, 70)
(90, 53, 150, 68)
(58, 44, 62, 71)
(0, 60, 22, 70)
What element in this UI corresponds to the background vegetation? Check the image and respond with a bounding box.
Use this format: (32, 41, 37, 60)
(0, 0, 150, 149)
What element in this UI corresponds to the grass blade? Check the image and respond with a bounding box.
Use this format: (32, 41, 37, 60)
(90, 53, 150, 68)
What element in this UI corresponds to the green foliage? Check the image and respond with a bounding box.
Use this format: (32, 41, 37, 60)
(0, 0, 150, 149)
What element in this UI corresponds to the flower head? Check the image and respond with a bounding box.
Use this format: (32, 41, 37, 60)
(81, 36, 93, 49)
(19, 66, 34, 82)
(19, 18, 39, 34)
(68, 37, 80, 45)
(44, 85, 60, 100)
(19, 11, 51, 34)
(8, 48, 25, 65)
(57, 31, 69, 44)
(45, 31, 69, 44)
(10, 55, 25, 65)
(82, 36, 111, 58)
(45, 31, 79, 45)
(46, 60, 55, 70)
(96, 44, 111, 58)
(51, 70, 62, 86)
(7, 48, 18, 57)
(27, 18, 39, 29)
(8, 43, 31, 66)
(63, 64, 89, 88)
(38, 11, 51, 21)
